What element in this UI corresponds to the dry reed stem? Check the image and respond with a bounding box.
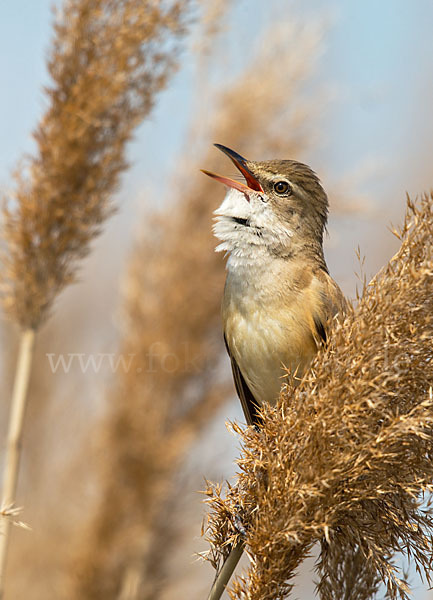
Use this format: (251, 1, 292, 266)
(207, 540, 245, 600)
(0, 329, 35, 598)
(205, 193, 433, 600)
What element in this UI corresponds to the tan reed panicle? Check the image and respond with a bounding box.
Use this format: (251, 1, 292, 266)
(205, 193, 433, 599)
(70, 18, 326, 600)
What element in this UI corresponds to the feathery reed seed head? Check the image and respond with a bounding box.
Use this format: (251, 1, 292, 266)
(206, 193, 433, 600)
(0, 0, 190, 329)
(72, 16, 325, 599)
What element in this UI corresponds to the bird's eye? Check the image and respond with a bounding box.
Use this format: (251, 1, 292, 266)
(274, 181, 291, 195)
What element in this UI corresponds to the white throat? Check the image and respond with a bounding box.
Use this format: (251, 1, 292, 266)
(213, 188, 293, 270)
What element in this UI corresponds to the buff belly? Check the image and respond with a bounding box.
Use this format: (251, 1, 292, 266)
(224, 298, 317, 406)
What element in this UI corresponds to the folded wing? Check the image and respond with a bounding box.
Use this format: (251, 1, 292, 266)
(224, 334, 262, 427)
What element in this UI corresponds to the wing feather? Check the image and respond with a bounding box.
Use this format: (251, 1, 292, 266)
(313, 269, 348, 345)
(223, 269, 347, 427)
(224, 334, 262, 428)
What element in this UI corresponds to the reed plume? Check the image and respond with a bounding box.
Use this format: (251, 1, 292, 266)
(0, 0, 191, 595)
(205, 193, 433, 599)
(71, 17, 325, 600)
(1, 0, 189, 329)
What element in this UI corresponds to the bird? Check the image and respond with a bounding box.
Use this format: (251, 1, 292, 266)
(202, 144, 347, 599)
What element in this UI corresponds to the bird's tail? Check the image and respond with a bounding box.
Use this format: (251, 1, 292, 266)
(206, 539, 245, 600)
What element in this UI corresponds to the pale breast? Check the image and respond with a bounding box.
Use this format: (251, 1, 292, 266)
(223, 270, 318, 406)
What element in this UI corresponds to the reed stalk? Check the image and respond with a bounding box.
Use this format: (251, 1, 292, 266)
(0, 329, 35, 598)
(206, 540, 244, 600)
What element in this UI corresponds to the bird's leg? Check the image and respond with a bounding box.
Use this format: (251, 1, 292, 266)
(233, 504, 248, 537)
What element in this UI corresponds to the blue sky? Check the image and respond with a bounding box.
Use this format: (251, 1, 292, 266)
(3, 1, 433, 192)
(1, 0, 433, 290)
(0, 1, 54, 182)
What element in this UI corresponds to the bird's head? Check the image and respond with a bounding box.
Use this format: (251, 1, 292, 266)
(203, 144, 329, 265)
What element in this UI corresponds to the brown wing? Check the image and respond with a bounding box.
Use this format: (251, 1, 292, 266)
(313, 268, 348, 345)
(224, 334, 262, 428)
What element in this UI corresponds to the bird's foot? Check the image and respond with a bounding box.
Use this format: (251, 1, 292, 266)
(232, 504, 248, 537)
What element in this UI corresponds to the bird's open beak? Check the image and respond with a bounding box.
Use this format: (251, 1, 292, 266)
(201, 144, 263, 194)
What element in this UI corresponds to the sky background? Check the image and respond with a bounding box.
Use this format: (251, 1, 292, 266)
(2, 0, 433, 189)
(2, 0, 433, 293)
(1, 2, 433, 598)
